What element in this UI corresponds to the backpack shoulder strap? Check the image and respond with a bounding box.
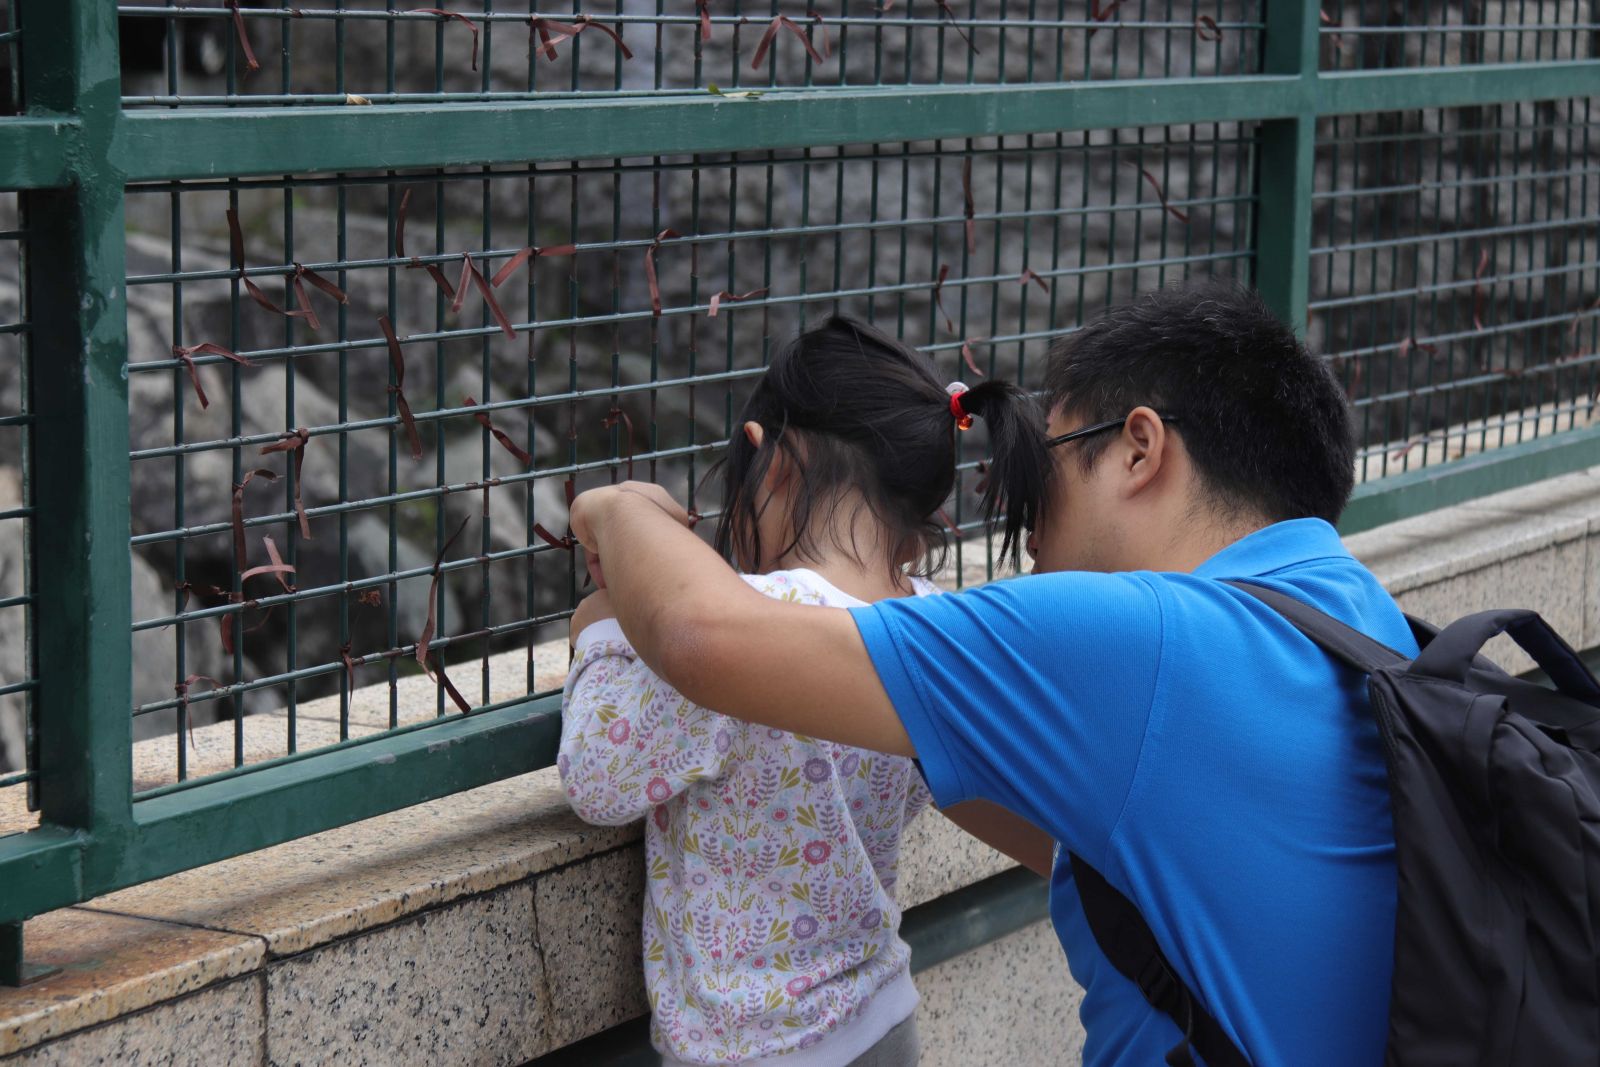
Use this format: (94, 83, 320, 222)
(1223, 580, 1409, 675)
(1069, 853, 1252, 1067)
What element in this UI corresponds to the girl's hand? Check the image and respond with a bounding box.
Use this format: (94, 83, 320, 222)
(570, 481, 692, 553)
(570, 589, 616, 648)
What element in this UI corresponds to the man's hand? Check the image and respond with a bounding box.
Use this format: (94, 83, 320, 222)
(563, 477, 912, 757)
(569, 588, 616, 647)
(570, 482, 691, 551)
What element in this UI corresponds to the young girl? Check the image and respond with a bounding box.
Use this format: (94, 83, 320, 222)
(559, 316, 1047, 1066)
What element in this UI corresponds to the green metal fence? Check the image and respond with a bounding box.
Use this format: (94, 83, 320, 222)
(0, 0, 1597, 979)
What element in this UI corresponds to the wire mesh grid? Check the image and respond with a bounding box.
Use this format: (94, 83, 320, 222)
(0, 0, 20, 116)
(1318, 0, 1600, 70)
(113, 0, 1265, 107)
(1308, 96, 1600, 483)
(0, 190, 38, 830)
(124, 120, 1256, 793)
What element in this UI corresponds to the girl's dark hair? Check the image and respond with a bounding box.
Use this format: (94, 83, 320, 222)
(712, 315, 1049, 577)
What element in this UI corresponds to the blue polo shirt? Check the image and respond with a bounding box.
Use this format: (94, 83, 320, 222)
(850, 519, 1414, 1067)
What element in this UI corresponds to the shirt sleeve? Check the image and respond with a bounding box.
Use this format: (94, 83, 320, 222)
(558, 624, 741, 827)
(848, 571, 1165, 865)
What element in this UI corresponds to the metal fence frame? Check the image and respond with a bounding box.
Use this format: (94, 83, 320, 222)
(1, 0, 1597, 978)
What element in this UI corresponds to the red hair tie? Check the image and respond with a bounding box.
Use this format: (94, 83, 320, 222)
(947, 382, 973, 431)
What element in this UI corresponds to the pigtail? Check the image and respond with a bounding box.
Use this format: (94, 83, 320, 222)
(954, 381, 1051, 569)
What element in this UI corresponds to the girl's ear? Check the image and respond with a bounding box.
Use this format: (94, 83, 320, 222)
(743, 420, 764, 449)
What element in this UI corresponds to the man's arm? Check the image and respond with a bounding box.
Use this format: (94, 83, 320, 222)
(940, 800, 1055, 878)
(569, 483, 914, 756)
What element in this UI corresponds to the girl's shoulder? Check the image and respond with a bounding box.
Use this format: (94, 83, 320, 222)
(739, 568, 854, 608)
(740, 568, 946, 608)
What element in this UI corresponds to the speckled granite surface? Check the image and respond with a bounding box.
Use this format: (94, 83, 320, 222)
(917, 920, 1085, 1067)
(534, 848, 649, 1050)
(2, 978, 265, 1067)
(0, 909, 263, 1057)
(79, 765, 635, 958)
(264, 885, 547, 1067)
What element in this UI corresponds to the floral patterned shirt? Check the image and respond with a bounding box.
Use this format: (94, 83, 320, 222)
(560, 569, 936, 1065)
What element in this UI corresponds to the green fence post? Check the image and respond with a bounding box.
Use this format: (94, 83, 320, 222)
(1251, 1, 1319, 333)
(18, 0, 133, 864)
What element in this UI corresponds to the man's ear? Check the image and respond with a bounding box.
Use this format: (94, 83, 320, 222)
(1119, 406, 1169, 497)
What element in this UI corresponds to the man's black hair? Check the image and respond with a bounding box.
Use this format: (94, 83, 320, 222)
(1042, 278, 1355, 524)
(713, 315, 1049, 575)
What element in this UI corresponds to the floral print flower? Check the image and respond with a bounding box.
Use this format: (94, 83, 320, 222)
(840, 753, 860, 777)
(715, 728, 733, 753)
(793, 914, 819, 939)
(860, 908, 882, 930)
(607, 719, 631, 744)
(773, 808, 788, 821)
(646, 777, 671, 803)
(803, 840, 831, 865)
(786, 976, 813, 997)
(653, 806, 669, 831)
(803, 758, 831, 783)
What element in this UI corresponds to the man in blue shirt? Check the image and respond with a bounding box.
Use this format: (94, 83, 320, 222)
(567, 280, 1409, 1066)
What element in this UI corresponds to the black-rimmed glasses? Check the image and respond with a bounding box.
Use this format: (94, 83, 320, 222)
(1046, 412, 1182, 449)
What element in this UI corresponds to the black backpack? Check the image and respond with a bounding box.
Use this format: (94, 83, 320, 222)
(1070, 581, 1600, 1067)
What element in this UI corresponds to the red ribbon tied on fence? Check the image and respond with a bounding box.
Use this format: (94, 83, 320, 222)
(529, 14, 634, 61)
(223, 471, 299, 655)
(1019, 267, 1050, 293)
(416, 516, 474, 715)
(228, 0, 260, 73)
(172, 342, 255, 410)
(1086, 0, 1127, 38)
(409, 9, 480, 71)
(644, 228, 682, 317)
(1131, 164, 1190, 224)
(396, 188, 462, 300)
(463, 395, 534, 467)
(934, 0, 979, 53)
(601, 406, 636, 480)
(260, 427, 314, 540)
(932, 264, 955, 335)
(751, 14, 830, 69)
(707, 287, 768, 317)
(490, 242, 578, 288)
(226, 208, 348, 330)
(532, 477, 582, 556)
(1194, 14, 1222, 41)
(378, 316, 425, 460)
(450, 252, 518, 341)
(959, 337, 986, 378)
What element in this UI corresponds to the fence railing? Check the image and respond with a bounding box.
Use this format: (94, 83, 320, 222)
(1, 0, 1597, 980)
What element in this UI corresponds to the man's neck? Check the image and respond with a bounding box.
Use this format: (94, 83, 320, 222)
(1154, 511, 1270, 573)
